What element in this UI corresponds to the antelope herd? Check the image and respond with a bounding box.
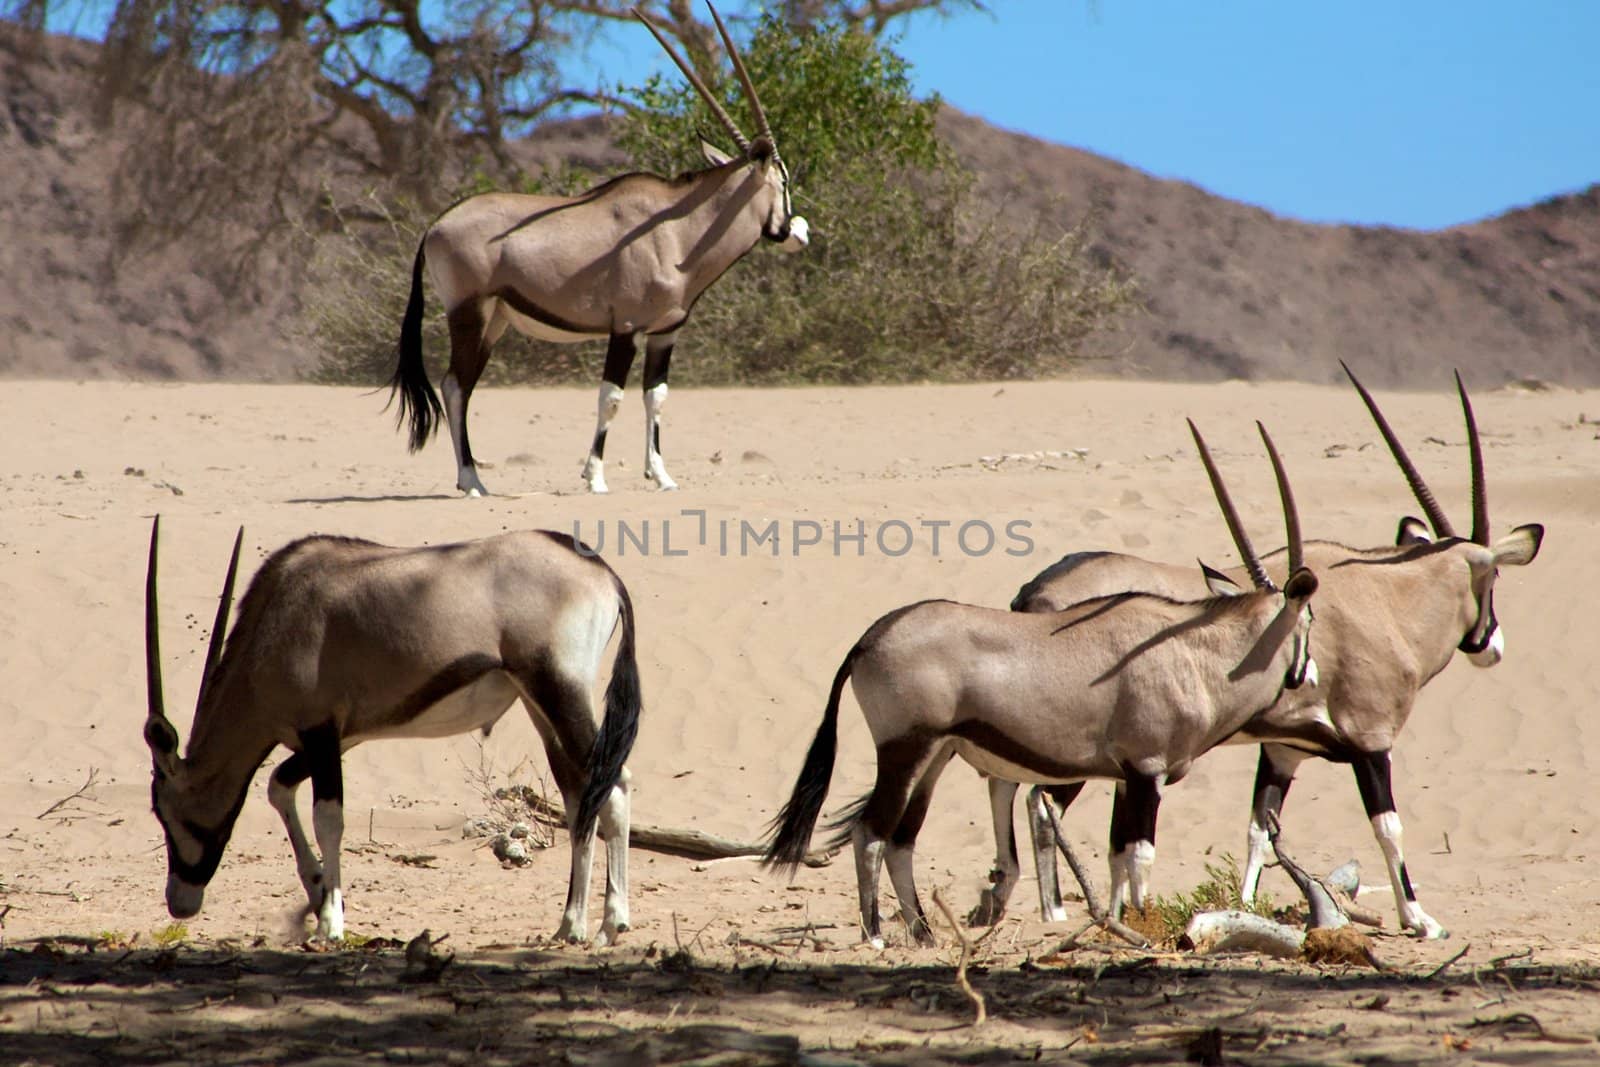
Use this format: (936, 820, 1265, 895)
(133, 3, 1547, 952)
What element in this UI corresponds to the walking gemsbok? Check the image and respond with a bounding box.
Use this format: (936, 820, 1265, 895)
(764, 421, 1320, 946)
(986, 367, 1543, 939)
(389, 2, 809, 496)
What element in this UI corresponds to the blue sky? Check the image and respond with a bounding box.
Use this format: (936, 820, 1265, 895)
(46, 1, 1600, 230)
(888, 1, 1600, 229)
(593, 1, 1600, 231)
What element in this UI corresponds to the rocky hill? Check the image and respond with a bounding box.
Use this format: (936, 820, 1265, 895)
(3, 25, 1596, 386)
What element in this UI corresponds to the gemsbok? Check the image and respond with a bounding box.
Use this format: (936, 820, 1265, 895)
(389, 2, 809, 496)
(763, 421, 1320, 947)
(987, 367, 1543, 939)
(143, 519, 643, 945)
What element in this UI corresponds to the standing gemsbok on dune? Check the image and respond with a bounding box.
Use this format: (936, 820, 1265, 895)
(389, 3, 809, 496)
(763, 421, 1320, 947)
(988, 367, 1543, 939)
(143, 519, 642, 945)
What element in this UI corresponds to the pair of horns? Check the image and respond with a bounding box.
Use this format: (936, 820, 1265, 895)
(145, 517, 243, 749)
(634, 2, 776, 161)
(1341, 362, 1488, 546)
(1189, 420, 1303, 592)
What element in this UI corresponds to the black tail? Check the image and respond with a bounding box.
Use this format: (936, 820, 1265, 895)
(761, 645, 861, 876)
(573, 575, 642, 844)
(389, 238, 443, 452)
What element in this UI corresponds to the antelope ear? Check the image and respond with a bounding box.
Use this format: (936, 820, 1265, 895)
(1283, 567, 1319, 601)
(700, 139, 734, 166)
(1198, 560, 1245, 597)
(1492, 523, 1544, 567)
(1396, 516, 1432, 546)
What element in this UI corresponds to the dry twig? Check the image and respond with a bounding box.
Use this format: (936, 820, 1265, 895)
(931, 888, 986, 1026)
(36, 767, 102, 820)
(1041, 801, 1150, 949)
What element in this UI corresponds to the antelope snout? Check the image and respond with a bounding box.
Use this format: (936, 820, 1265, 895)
(781, 215, 810, 252)
(166, 876, 206, 919)
(1467, 626, 1505, 667)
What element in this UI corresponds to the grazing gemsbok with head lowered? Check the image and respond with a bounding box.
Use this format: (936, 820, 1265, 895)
(143, 519, 642, 944)
(763, 422, 1320, 946)
(991, 367, 1543, 939)
(389, 2, 808, 497)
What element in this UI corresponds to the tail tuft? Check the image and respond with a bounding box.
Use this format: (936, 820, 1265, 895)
(761, 647, 858, 877)
(574, 575, 642, 843)
(388, 238, 443, 452)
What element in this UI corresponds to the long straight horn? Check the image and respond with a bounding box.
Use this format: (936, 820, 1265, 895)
(146, 516, 168, 727)
(1456, 371, 1489, 545)
(1341, 360, 1456, 538)
(633, 5, 750, 153)
(1189, 419, 1274, 592)
(706, 1, 775, 153)
(196, 527, 243, 713)
(1257, 422, 1303, 575)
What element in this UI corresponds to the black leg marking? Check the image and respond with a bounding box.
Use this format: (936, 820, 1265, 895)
(1251, 745, 1297, 824)
(446, 304, 493, 469)
(272, 751, 313, 791)
(1352, 751, 1416, 901)
(1110, 772, 1160, 853)
(860, 738, 936, 842)
(592, 429, 609, 460)
(602, 332, 637, 390)
(301, 723, 343, 807)
(1352, 751, 1396, 818)
(643, 337, 673, 392)
(890, 748, 955, 847)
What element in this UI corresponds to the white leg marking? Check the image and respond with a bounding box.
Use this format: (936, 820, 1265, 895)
(971, 779, 1019, 926)
(1241, 817, 1272, 905)
(1027, 787, 1069, 923)
(596, 769, 631, 947)
(1128, 839, 1157, 912)
(852, 825, 888, 949)
(643, 383, 677, 491)
(557, 806, 598, 943)
(1371, 811, 1446, 938)
(311, 799, 345, 941)
(441, 373, 488, 497)
(268, 775, 323, 908)
(582, 382, 624, 494)
(1107, 845, 1132, 920)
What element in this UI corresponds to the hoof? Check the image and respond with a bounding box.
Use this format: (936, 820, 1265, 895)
(967, 890, 1004, 928)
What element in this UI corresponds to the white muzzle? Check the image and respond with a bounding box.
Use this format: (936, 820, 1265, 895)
(781, 215, 809, 252)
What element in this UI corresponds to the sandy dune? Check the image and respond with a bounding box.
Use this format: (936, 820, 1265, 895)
(1, 377, 1595, 1060)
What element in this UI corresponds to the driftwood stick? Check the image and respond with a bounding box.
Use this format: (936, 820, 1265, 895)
(518, 794, 836, 867)
(1264, 810, 1347, 929)
(931, 888, 986, 1026)
(1041, 800, 1149, 949)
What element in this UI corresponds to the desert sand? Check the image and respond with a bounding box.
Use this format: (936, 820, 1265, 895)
(2, 376, 1597, 1064)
